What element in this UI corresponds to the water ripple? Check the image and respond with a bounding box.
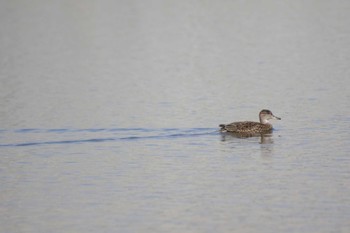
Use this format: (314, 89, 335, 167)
(0, 128, 218, 147)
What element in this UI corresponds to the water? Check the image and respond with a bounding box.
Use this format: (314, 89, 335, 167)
(1, 0, 350, 232)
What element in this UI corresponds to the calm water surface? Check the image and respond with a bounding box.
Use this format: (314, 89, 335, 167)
(1, 1, 350, 233)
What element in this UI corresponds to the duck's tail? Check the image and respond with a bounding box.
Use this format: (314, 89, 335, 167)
(219, 124, 227, 132)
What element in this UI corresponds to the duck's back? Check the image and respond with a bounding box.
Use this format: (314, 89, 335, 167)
(219, 121, 272, 133)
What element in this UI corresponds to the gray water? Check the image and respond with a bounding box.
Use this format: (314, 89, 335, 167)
(1, 1, 350, 232)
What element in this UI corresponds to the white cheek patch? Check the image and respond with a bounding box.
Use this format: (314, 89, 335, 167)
(261, 119, 269, 124)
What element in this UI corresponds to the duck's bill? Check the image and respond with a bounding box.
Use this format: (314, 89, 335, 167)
(273, 115, 281, 120)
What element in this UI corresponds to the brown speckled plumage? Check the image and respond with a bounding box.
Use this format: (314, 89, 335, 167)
(219, 109, 281, 134)
(219, 121, 273, 133)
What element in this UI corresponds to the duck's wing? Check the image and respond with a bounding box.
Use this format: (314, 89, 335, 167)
(235, 121, 264, 133)
(220, 121, 263, 133)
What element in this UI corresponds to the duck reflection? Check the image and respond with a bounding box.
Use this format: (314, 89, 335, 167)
(220, 132, 275, 157)
(220, 132, 274, 144)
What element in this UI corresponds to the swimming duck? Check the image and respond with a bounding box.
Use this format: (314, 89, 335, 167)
(219, 109, 281, 134)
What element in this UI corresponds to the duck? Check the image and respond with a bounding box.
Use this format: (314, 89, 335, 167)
(219, 109, 281, 134)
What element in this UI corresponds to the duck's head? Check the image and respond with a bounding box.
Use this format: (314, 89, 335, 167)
(259, 109, 281, 124)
